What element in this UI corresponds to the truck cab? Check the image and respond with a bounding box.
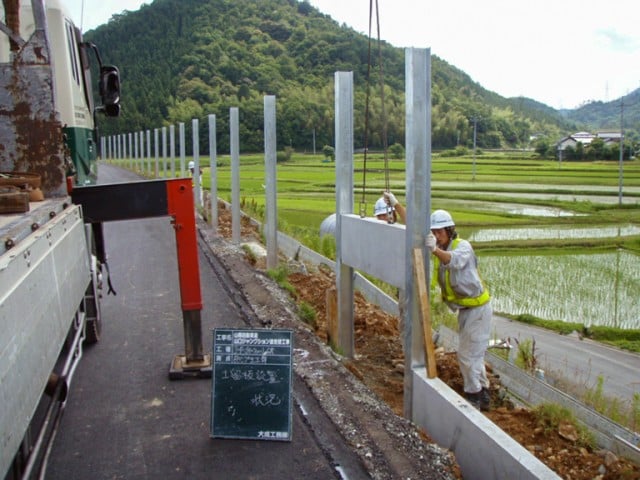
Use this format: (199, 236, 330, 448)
(0, 0, 120, 194)
(0, 1, 119, 478)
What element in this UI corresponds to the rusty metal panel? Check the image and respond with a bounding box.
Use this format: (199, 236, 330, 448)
(0, 9, 66, 196)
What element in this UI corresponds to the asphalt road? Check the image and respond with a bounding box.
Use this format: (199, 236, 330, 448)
(46, 165, 369, 480)
(491, 315, 640, 403)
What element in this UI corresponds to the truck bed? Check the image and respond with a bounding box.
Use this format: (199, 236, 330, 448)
(0, 197, 73, 255)
(0, 198, 90, 476)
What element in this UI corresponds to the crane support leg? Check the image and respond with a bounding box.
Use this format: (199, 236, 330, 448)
(71, 178, 212, 379)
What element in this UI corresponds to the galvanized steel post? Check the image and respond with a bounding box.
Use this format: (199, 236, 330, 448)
(264, 96, 278, 270)
(179, 122, 186, 177)
(133, 131, 138, 169)
(192, 118, 201, 208)
(230, 107, 241, 243)
(154, 128, 159, 178)
(335, 71, 355, 358)
(170, 124, 176, 178)
(138, 131, 144, 173)
(403, 47, 432, 419)
(162, 126, 167, 177)
(146, 130, 151, 175)
(128, 132, 133, 169)
(208, 114, 218, 232)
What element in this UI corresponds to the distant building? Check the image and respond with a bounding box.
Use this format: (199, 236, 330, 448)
(556, 131, 622, 151)
(556, 131, 595, 151)
(596, 131, 623, 147)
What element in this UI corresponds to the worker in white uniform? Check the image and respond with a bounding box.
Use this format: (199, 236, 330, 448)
(426, 209, 492, 411)
(188, 160, 203, 205)
(320, 191, 405, 237)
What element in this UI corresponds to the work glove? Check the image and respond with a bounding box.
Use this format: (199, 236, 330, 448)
(383, 191, 398, 207)
(425, 233, 437, 252)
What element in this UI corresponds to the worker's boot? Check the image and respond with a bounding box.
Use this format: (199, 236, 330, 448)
(465, 389, 491, 412)
(480, 388, 491, 411)
(464, 391, 482, 410)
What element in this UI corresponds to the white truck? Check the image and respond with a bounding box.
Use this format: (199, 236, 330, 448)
(0, 1, 120, 478)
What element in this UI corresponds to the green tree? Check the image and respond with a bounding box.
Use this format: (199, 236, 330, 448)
(389, 143, 404, 160)
(534, 138, 550, 158)
(322, 145, 334, 161)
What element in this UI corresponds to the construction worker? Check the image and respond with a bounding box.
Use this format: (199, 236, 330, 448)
(188, 160, 203, 205)
(380, 191, 406, 223)
(319, 191, 405, 237)
(426, 209, 492, 411)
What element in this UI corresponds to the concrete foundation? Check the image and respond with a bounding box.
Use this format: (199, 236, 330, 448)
(412, 369, 560, 480)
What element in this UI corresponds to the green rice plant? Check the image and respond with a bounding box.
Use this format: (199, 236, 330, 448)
(583, 375, 606, 412)
(513, 337, 537, 373)
(581, 376, 628, 426)
(533, 403, 595, 449)
(298, 301, 317, 328)
(631, 393, 640, 432)
(481, 251, 640, 331)
(320, 235, 336, 260)
(604, 397, 625, 425)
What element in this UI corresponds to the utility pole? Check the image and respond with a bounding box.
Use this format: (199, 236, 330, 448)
(472, 117, 478, 181)
(618, 98, 624, 205)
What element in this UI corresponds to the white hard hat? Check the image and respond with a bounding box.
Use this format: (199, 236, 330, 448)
(188, 160, 195, 169)
(374, 197, 393, 216)
(430, 209, 455, 229)
(319, 213, 337, 237)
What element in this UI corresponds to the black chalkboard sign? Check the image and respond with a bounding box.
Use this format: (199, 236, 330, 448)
(210, 328, 293, 441)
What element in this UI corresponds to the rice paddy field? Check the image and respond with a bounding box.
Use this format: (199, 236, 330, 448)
(115, 150, 640, 330)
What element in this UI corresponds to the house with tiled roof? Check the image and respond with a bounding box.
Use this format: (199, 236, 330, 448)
(556, 131, 622, 151)
(556, 131, 596, 151)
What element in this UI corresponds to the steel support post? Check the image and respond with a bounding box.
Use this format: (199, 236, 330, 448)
(179, 122, 186, 177)
(403, 47, 432, 419)
(192, 118, 201, 208)
(264, 96, 278, 270)
(230, 107, 241, 243)
(208, 114, 218, 232)
(335, 71, 355, 358)
(170, 124, 176, 178)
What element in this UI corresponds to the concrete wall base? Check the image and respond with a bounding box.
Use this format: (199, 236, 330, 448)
(412, 369, 560, 480)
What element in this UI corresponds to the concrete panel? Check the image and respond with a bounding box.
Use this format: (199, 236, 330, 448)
(340, 214, 406, 288)
(411, 369, 560, 480)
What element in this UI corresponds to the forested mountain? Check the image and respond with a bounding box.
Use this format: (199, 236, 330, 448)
(565, 89, 640, 136)
(87, 0, 613, 154)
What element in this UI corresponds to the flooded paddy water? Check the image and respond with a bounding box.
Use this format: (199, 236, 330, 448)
(437, 185, 640, 329)
(479, 250, 639, 329)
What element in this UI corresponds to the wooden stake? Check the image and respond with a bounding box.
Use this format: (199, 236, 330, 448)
(413, 247, 438, 378)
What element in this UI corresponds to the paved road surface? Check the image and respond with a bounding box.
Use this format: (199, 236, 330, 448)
(46, 165, 370, 480)
(491, 315, 640, 402)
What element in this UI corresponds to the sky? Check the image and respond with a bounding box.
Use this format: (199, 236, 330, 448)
(66, 0, 640, 110)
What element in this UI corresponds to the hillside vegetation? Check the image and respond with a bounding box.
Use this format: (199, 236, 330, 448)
(87, 0, 638, 153)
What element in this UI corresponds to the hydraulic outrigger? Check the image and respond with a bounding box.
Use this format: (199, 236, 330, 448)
(72, 178, 211, 379)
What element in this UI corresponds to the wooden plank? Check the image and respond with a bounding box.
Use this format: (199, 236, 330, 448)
(412, 247, 437, 378)
(325, 286, 338, 347)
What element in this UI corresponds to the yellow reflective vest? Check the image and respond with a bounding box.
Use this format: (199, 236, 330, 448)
(431, 237, 490, 308)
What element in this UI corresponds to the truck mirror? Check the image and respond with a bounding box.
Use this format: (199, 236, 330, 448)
(104, 104, 121, 117)
(99, 65, 120, 116)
